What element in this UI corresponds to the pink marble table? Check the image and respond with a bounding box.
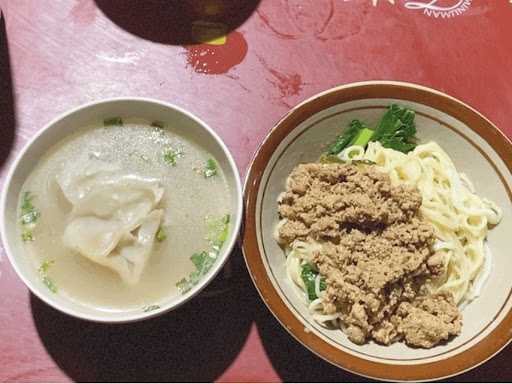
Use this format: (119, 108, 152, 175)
(1, 0, 512, 382)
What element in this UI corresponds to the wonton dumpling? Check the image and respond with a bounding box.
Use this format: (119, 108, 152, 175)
(57, 160, 163, 209)
(58, 160, 165, 285)
(82, 210, 163, 285)
(63, 216, 124, 259)
(71, 182, 163, 230)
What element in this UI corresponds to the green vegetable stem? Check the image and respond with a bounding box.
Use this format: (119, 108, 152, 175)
(301, 263, 326, 301)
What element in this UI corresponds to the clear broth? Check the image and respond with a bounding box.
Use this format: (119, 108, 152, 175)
(18, 121, 231, 312)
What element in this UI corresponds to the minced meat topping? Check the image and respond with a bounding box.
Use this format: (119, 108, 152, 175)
(277, 163, 462, 348)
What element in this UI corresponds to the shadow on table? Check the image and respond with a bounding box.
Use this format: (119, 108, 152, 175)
(254, 303, 373, 383)
(255, 301, 512, 383)
(94, 0, 261, 45)
(31, 246, 255, 382)
(0, 11, 16, 169)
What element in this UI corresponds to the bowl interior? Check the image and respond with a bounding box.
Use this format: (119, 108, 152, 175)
(1, 98, 242, 322)
(249, 94, 512, 378)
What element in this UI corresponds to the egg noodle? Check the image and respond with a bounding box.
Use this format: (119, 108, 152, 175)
(283, 141, 502, 326)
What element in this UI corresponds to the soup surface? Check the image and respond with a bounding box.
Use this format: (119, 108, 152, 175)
(18, 119, 231, 312)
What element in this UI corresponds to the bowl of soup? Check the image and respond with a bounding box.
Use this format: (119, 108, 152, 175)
(1, 98, 243, 322)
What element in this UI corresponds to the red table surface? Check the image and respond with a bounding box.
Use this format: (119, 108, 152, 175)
(1, 0, 512, 382)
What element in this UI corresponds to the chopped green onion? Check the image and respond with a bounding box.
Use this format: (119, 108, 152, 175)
(156, 226, 167, 242)
(301, 263, 326, 301)
(163, 148, 183, 166)
(21, 211, 40, 225)
(20, 192, 39, 220)
(39, 260, 57, 293)
(21, 228, 34, 242)
(177, 214, 230, 293)
(207, 214, 230, 249)
(42, 276, 58, 293)
(350, 127, 375, 147)
(21, 192, 35, 213)
(203, 159, 217, 178)
(103, 117, 123, 126)
(39, 260, 55, 274)
(177, 251, 216, 293)
(20, 192, 39, 241)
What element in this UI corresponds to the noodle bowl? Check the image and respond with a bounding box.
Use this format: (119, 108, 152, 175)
(277, 141, 502, 347)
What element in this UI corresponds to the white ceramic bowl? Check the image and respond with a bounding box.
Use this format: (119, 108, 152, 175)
(1, 97, 243, 323)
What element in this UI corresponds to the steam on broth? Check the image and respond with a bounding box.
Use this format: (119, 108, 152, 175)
(17, 118, 232, 312)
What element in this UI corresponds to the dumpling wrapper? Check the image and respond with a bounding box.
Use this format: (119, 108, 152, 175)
(70, 182, 163, 229)
(57, 159, 163, 209)
(64, 210, 163, 285)
(58, 160, 165, 285)
(107, 210, 163, 285)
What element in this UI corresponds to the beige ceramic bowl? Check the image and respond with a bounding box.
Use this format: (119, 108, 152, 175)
(1, 98, 243, 323)
(243, 81, 512, 381)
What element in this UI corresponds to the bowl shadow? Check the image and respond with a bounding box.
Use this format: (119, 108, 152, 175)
(93, 0, 261, 45)
(254, 303, 373, 383)
(0, 11, 16, 170)
(31, 246, 254, 382)
(255, 300, 512, 382)
(255, 300, 512, 383)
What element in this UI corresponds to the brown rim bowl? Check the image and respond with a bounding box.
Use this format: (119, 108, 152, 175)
(242, 81, 512, 382)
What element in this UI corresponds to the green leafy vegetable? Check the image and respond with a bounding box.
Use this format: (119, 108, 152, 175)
(324, 105, 418, 157)
(143, 304, 161, 312)
(371, 104, 417, 153)
(156, 226, 167, 242)
(163, 148, 183, 166)
(327, 119, 366, 155)
(177, 214, 230, 293)
(38, 260, 57, 293)
(151, 120, 165, 129)
(301, 263, 326, 301)
(203, 159, 217, 178)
